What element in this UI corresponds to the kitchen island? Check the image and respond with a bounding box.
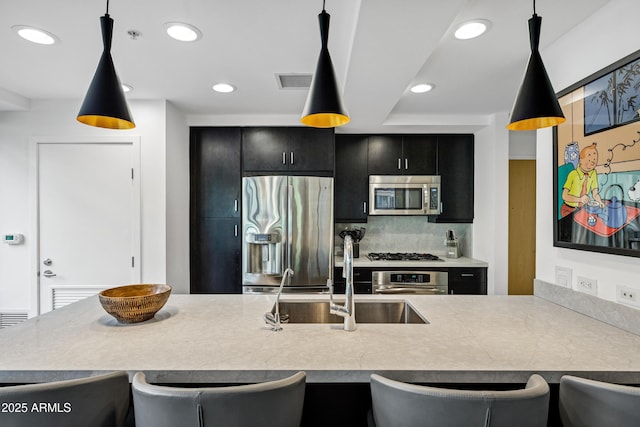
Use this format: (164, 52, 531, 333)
(1, 291, 639, 385)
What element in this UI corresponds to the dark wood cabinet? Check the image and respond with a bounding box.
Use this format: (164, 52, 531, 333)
(367, 135, 403, 175)
(191, 127, 241, 218)
(431, 134, 474, 223)
(191, 218, 241, 294)
(335, 134, 369, 222)
(367, 134, 437, 175)
(401, 134, 437, 174)
(448, 267, 487, 295)
(242, 127, 334, 175)
(190, 127, 242, 294)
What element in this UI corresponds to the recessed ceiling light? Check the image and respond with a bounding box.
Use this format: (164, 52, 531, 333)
(212, 83, 236, 93)
(454, 19, 491, 40)
(164, 22, 202, 42)
(12, 25, 58, 45)
(121, 84, 133, 93)
(410, 84, 434, 94)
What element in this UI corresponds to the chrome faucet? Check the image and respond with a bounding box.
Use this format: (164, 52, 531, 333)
(264, 268, 294, 331)
(329, 235, 356, 331)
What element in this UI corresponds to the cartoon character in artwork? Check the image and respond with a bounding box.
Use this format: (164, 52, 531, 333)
(561, 142, 605, 217)
(629, 177, 640, 202)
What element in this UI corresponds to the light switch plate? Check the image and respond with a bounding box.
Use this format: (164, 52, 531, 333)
(555, 266, 572, 288)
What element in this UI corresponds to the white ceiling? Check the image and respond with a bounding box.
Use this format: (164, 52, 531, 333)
(0, 0, 611, 133)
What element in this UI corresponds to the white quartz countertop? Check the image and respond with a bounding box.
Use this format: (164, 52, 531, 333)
(1, 293, 639, 385)
(334, 255, 488, 268)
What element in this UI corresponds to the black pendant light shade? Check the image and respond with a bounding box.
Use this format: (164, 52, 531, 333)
(77, 13, 135, 129)
(301, 8, 349, 128)
(507, 13, 565, 131)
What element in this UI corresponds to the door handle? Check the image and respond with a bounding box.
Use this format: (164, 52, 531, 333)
(43, 270, 57, 277)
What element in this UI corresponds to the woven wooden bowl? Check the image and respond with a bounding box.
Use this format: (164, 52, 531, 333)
(99, 284, 171, 323)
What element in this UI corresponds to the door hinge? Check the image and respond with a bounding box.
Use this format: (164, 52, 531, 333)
(132, 256, 135, 268)
(131, 168, 134, 180)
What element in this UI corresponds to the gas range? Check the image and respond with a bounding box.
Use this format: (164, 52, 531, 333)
(366, 252, 444, 262)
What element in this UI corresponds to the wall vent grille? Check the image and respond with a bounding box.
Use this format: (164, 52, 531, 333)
(275, 73, 312, 89)
(52, 288, 100, 310)
(0, 312, 28, 329)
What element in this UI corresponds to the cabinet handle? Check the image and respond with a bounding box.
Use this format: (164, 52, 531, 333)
(290, 152, 294, 165)
(234, 199, 238, 212)
(405, 158, 408, 170)
(363, 201, 367, 214)
(461, 273, 474, 277)
(282, 152, 286, 165)
(234, 225, 238, 237)
(397, 158, 402, 170)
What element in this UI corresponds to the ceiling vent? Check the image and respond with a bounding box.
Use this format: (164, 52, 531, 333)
(276, 73, 312, 90)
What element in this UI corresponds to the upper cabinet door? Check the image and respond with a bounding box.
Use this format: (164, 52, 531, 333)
(402, 135, 437, 175)
(432, 134, 474, 223)
(335, 135, 369, 222)
(191, 127, 241, 218)
(242, 128, 289, 173)
(367, 135, 403, 175)
(242, 127, 334, 175)
(286, 127, 334, 173)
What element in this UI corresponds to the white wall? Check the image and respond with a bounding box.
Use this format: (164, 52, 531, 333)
(509, 130, 536, 160)
(473, 112, 510, 294)
(537, 0, 640, 304)
(0, 99, 170, 314)
(166, 102, 190, 293)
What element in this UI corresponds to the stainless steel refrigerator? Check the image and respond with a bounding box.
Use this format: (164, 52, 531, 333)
(242, 175, 334, 293)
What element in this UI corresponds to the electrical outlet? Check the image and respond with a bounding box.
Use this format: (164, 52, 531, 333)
(616, 285, 640, 307)
(576, 276, 597, 296)
(555, 266, 572, 288)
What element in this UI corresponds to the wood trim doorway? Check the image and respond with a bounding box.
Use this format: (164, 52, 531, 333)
(509, 159, 536, 295)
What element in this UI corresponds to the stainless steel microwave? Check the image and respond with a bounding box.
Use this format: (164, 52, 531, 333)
(369, 175, 441, 215)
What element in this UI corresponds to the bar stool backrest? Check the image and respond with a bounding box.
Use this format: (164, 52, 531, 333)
(132, 371, 306, 427)
(0, 371, 131, 427)
(369, 373, 550, 427)
(559, 375, 640, 427)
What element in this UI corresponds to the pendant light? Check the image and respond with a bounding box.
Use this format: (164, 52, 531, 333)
(507, 0, 565, 131)
(77, 0, 135, 129)
(301, 0, 350, 128)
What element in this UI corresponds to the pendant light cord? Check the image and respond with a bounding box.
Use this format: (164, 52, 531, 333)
(322, 0, 326, 12)
(533, 0, 536, 15)
(106, 0, 110, 15)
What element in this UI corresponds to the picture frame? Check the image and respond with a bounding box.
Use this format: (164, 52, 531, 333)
(553, 49, 640, 257)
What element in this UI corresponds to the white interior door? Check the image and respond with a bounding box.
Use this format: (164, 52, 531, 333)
(37, 141, 140, 313)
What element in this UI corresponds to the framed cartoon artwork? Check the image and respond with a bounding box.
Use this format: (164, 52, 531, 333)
(553, 49, 640, 257)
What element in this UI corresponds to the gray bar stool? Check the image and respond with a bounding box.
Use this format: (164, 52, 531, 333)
(0, 371, 131, 427)
(132, 371, 306, 427)
(559, 375, 640, 427)
(369, 373, 549, 427)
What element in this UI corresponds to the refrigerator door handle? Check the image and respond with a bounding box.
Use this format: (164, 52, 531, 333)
(287, 183, 293, 272)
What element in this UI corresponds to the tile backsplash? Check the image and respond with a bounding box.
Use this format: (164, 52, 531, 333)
(335, 216, 472, 257)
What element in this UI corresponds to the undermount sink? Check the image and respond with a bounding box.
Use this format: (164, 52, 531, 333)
(272, 300, 428, 324)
